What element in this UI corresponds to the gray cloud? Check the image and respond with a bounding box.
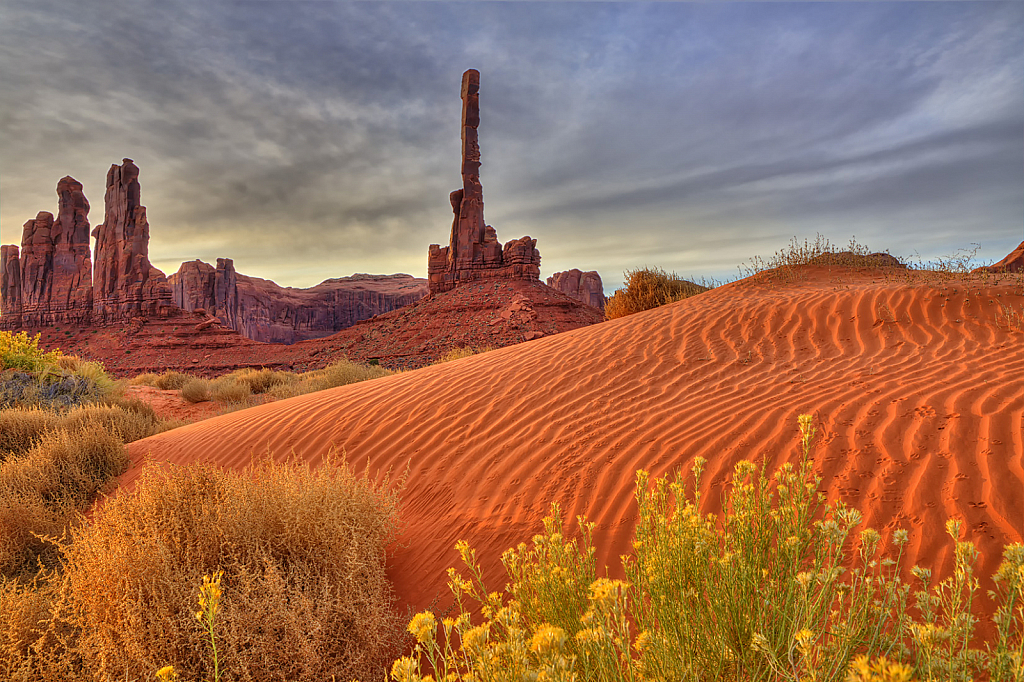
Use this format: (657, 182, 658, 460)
(1, 0, 1021, 293)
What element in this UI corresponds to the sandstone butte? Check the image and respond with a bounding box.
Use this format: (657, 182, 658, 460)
(974, 239, 1024, 274)
(168, 258, 428, 344)
(547, 269, 606, 311)
(118, 259, 1024, 641)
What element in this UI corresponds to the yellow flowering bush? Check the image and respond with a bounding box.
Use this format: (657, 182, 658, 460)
(0, 331, 61, 372)
(392, 416, 1023, 682)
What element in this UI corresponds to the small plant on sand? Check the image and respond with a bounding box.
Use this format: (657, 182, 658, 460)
(605, 267, 711, 320)
(435, 346, 496, 364)
(391, 416, 1022, 682)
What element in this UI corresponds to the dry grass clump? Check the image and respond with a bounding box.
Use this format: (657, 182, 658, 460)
(0, 408, 60, 459)
(180, 377, 212, 403)
(128, 372, 160, 386)
(53, 458, 405, 682)
(605, 267, 711, 320)
(267, 360, 391, 400)
(740, 234, 905, 281)
(225, 368, 290, 395)
(153, 370, 192, 391)
(0, 427, 127, 579)
(434, 346, 496, 364)
(209, 377, 252, 404)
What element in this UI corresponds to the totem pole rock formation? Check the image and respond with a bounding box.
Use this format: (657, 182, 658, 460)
(91, 159, 177, 322)
(169, 258, 428, 344)
(428, 69, 541, 294)
(1, 177, 95, 328)
(547, 269, 606, 312)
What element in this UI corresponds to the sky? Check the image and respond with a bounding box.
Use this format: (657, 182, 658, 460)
(1, 1, 1021, 293)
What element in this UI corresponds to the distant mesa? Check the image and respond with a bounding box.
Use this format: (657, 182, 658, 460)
(547, 269, 606, 312)
(973, 240, 1024, 274)
(427, 69, 542, 294)
(169, 259, 427, 344)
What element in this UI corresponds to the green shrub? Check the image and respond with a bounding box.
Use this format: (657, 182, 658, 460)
(0, 331, 61, 374)
(605, 268, 710, 320)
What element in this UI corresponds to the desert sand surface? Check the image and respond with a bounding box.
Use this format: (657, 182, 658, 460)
(120, 265, 1024, 623)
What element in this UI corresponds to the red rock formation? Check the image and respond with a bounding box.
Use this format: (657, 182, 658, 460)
(0, 245, 22, 323)
(169, 259, 428, 344)
(547, 269, 606, 312)
(0, 177, 94, 328)
(974, 240, 1024, 274)
(92, 159, 177, 323)
(428, 70, 541, 294)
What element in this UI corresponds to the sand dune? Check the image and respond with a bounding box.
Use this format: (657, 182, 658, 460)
(121, 266, 1024, 619)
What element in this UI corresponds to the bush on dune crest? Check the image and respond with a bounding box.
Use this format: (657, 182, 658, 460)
(605, 267, 711, 320)
(394, 417, 1023, 682)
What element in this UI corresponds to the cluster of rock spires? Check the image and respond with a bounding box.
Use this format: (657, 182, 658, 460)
(169, 260, 427, 344)
(1, 160, 177, 329)
(427, 70, 543, 294)
(1, 160, 428, 342)
(2, 69, 606, 349)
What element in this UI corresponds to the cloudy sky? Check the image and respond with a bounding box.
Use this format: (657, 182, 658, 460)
(1, 1, 1021, 292)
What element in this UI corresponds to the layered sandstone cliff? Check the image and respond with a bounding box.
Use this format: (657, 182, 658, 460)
(169, 259, 427, 344)
(547, 269, 606, 312)
(428, 69, 541, 294)
(91, 159, 177, 322)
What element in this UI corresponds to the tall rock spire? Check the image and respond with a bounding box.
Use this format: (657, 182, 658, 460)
(428, 69, 540, 294)
(92, 158, 176, 322)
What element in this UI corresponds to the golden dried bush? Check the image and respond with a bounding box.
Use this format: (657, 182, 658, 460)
(605, 267, 710, 320)
(180, 378, 212, 403)
(58, 457, 405, 682)
(153, 371, 192, 391)
(209, 377, 252, 404)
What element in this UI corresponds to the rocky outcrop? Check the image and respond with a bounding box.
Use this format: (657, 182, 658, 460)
(92, 159, 177, 323)
(428, 70, 541, 294)
(0, 245, 22, 321)
(1, 177, 95, 328)
(169, 259, 428, 344)
(547, 269, 606, 312)
(973, 241, 1024, 274)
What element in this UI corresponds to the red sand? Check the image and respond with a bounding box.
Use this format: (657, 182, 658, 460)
(119, 266, 1024, 622)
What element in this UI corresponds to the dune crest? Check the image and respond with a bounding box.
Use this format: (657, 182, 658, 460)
(122, 267, 1024, 618)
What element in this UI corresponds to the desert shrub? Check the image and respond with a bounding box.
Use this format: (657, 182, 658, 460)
(56, 457, 405, 682)
(393, 416, 1023, 682)
(434, 346, 496, 364)
(226, 368, 290, 395)
(0, 331, 61, 374)
(268, 360, 390, 400)
(0, 427, 127, 579)
(740, 234, 905, 281)
(0, 408, 60, 459)
(154, 371, 192, 391)
(209, 377, 252, 404)
(59, 403, 163, 444)
(180, 377, 212, 403)
(128, 372, 160, 386)
(605, 267, 710, 320)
